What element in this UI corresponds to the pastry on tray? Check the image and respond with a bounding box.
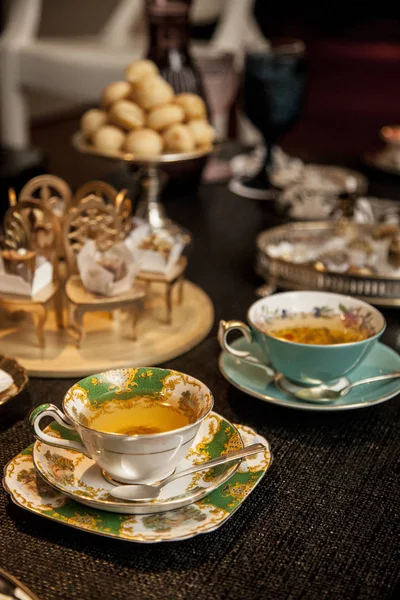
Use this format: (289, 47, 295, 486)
(81, 109, 108, 138)
(126, 226, 184, 275)
(174, 93, 206, 120)
(101, 81, 132, 107)
(109, 100, 145, 130)
(80, 59, 215, 158)
(147, 103, 185, 131)
(163, 124, 195, 153)
(187, 119, 216, 148)
(92, 125, 126, 152)
(138, 233, 172, 259)
(124, 129, 164, 158)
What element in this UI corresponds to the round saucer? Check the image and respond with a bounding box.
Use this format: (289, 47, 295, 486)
(274, 373, 350, 399)
(228, 177, 276, 200)
(32, 411, 243, 514)
(219, 338, 400, 411)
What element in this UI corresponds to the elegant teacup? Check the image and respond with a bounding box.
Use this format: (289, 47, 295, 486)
(219, 291, 385, 385)
(30, 367, 214, 484)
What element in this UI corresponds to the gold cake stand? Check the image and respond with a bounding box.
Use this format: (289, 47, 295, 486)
(73, 133, 213, 238)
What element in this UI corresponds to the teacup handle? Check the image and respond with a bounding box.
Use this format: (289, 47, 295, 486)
(29, 404, 88, 455)
(218, 320, 275, 376)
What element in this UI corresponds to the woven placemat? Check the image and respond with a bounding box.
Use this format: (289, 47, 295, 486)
(1, 336, 399, 600)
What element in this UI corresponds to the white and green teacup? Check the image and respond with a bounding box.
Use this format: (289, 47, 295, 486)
(219, 291, 386, 385)
(30, 367, 214, 484)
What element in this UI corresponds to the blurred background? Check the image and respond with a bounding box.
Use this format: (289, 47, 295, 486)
(1, 0, 400, 188)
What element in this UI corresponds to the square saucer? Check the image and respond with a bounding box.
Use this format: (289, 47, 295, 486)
(31, 412, 244, 514)
(3, 421, 271, 543)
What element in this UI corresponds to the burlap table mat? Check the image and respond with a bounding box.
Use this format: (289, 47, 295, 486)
(1, 334, 399, 600)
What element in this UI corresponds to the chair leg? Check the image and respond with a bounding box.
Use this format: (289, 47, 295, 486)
(165, 283, 173, 325)
(33, 305, 48, 348)
(54, 291, 64, 329)
(143, 281, 152, 309)
(177, 275, 185, 305)
(72, 306, 85, 349)
(131, 307, 138, 341)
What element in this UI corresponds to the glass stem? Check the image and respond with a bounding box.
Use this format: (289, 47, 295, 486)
(264, 141, 274, 174)
(249, 141, 274, 187)
(135, 165, 171, 230)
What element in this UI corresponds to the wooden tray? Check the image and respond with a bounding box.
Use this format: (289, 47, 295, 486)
(0, 281, 213, 378)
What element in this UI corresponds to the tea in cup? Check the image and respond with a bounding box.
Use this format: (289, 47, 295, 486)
(30, 367, 214, 484)
(219, 291, 385, 384)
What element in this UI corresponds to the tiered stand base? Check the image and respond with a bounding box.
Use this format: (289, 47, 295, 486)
(0, 281, 213, 378)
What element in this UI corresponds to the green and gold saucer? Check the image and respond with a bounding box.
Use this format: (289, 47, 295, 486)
(31, 412, 243, 515)
(3, 421, 271, 543)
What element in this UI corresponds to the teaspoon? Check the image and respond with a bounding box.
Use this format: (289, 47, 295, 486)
(275, 371, 400, 403)
(109, 442, 266, 501)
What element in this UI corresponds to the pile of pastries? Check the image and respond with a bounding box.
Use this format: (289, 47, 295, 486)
(137, 233, 172, 259)
(80, 59, 215, 158)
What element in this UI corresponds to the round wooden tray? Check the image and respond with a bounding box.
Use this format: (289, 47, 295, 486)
(0, 281, 213, 378)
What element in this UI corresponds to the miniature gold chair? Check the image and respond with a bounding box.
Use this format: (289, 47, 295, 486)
(136, 257, 187, 325)
(63, 195, 145, 348)
(0, 199, 62, 347)
(18, 174, 73, 277)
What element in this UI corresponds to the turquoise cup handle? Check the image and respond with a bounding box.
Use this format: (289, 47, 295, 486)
(29, 403, 88, 455)
(218, 320, 275, 376)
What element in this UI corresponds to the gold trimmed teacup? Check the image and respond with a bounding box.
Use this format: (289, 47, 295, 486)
(30, 367, 214, 484)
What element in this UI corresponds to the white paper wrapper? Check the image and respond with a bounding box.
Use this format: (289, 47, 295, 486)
(125, 225, 184, 275)
(77, 240, 138, 296)
(0, 254, 53, 297)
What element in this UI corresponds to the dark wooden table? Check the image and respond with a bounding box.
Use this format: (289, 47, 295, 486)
(0, 157, 399, 600)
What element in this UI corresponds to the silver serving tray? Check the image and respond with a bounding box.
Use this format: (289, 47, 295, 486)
(256, 221, 400, 307)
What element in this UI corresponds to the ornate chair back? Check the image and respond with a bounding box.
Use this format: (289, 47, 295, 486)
(74, 181, 118, 206)
(19, 175, 72, 217)
(3, 199, 61, 277)
(75, 181, 133, 238)
(63, 195, 123, 276)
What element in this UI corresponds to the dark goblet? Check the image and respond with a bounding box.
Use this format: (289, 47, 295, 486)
(237, 39, 307, 199)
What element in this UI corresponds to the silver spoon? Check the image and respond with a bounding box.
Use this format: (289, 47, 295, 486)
(275, 371, 400, 403)
(109, 442, 266, 501)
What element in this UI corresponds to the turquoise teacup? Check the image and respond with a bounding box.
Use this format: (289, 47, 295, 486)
(219, 291, 386, 385)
